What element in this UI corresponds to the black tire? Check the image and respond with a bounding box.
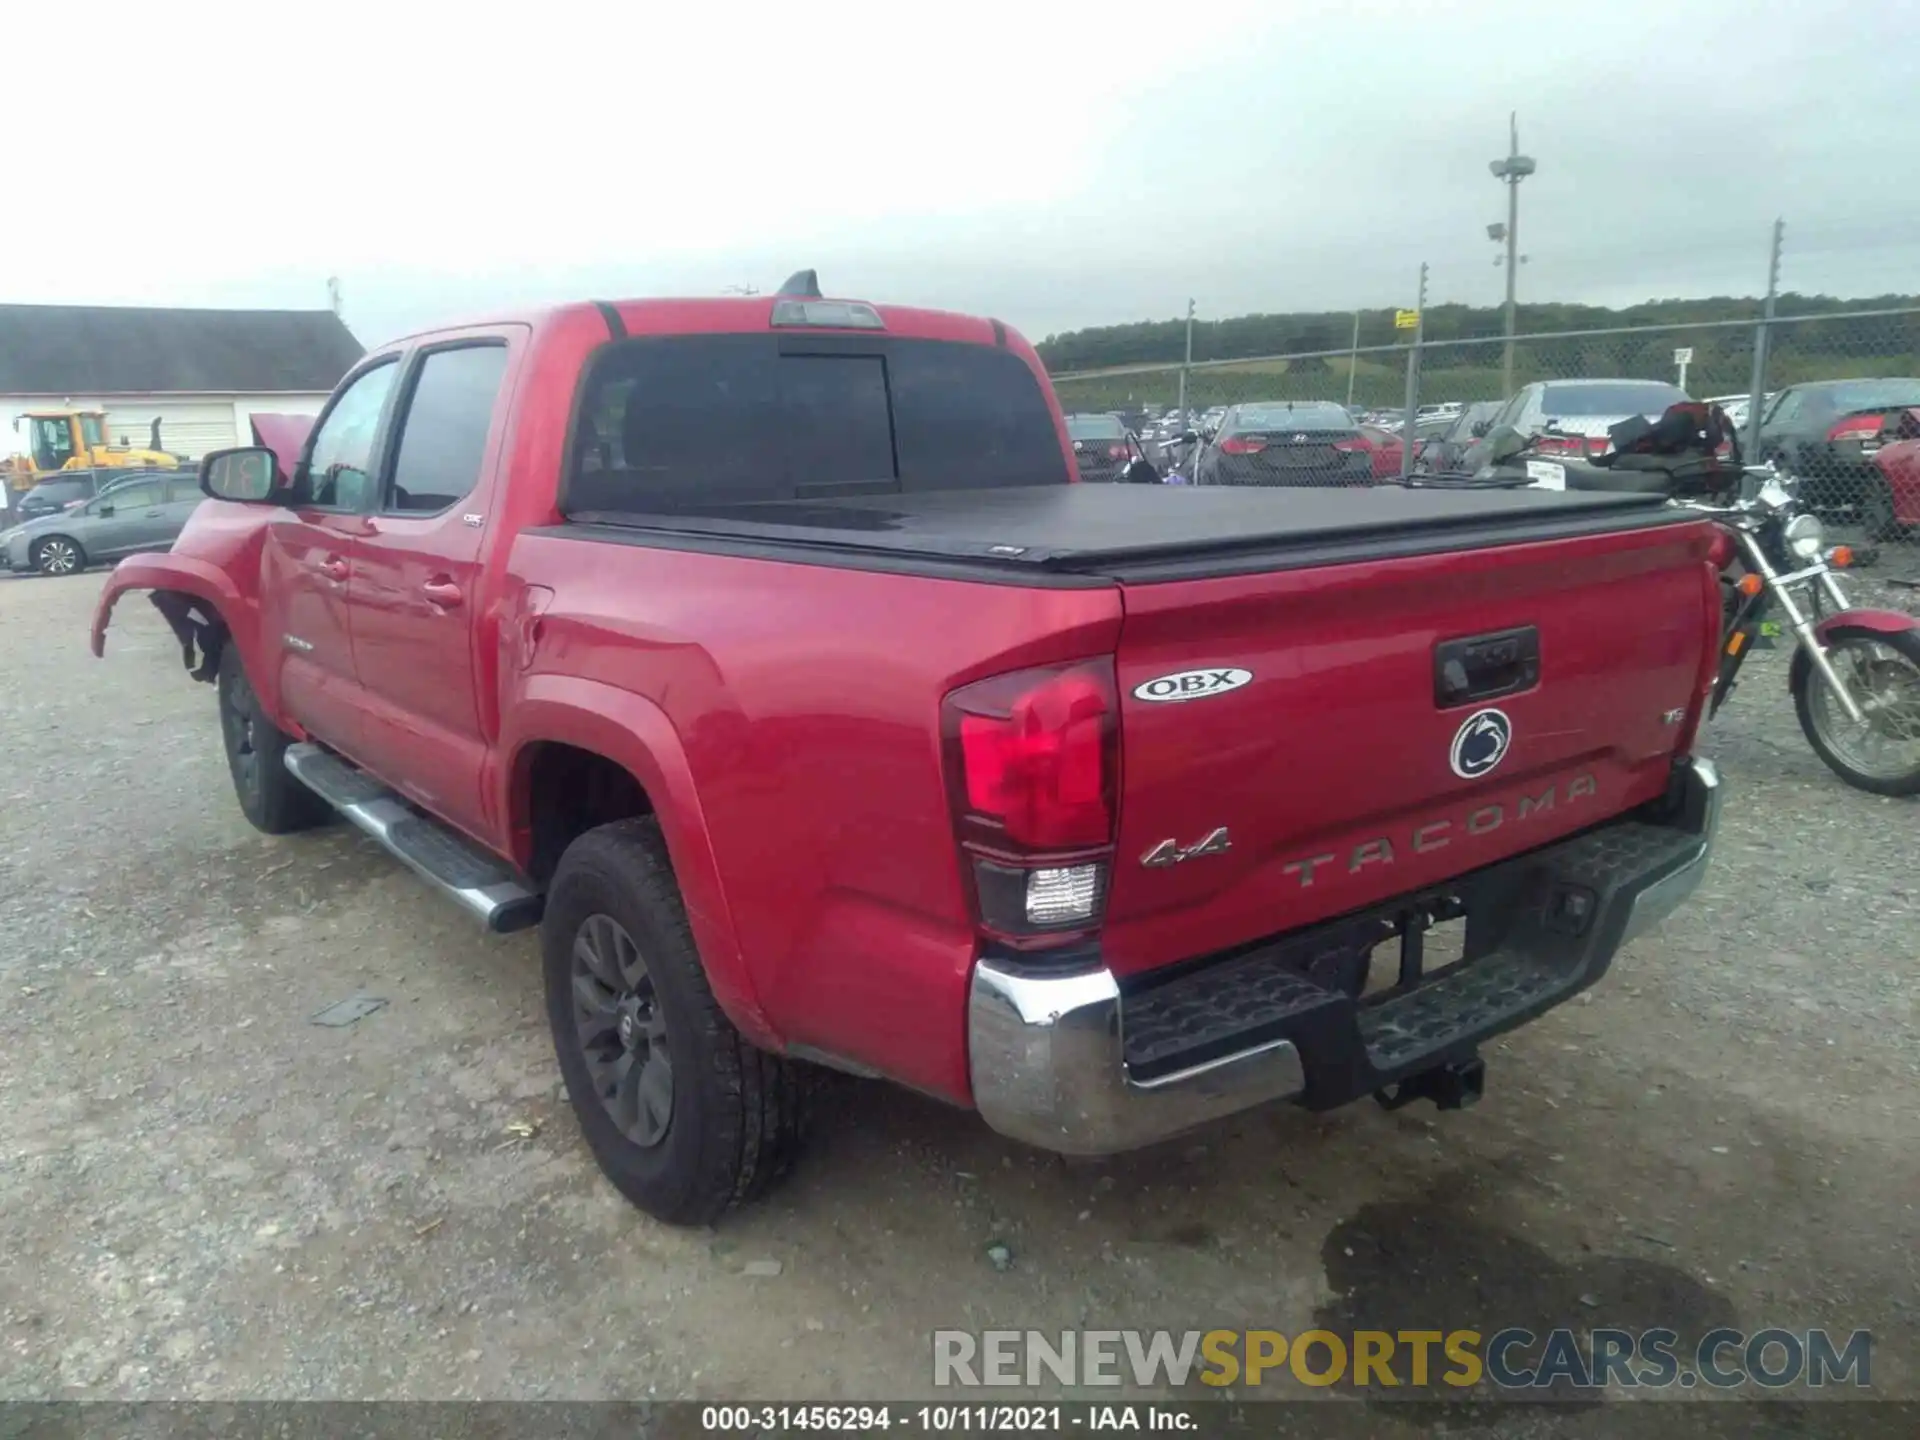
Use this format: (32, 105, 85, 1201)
(32, 535, 85, 576)
(543, 817, 805, 1225)
(1860, 474, 1904, 543)
(217, 647, 332, 833)
(1792, 627, 1920, 797)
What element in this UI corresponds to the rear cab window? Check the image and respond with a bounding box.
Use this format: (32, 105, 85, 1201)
(563, 333, 1067, 516)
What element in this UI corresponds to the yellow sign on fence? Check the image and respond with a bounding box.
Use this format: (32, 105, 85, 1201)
(1394, 309, 1420, 330)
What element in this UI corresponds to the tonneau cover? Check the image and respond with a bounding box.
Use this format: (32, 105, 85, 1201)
(563, 483, 1686, 581)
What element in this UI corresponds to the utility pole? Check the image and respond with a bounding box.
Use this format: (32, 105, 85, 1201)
(1400, 263, 1428, 478)
(1345, 310, 1361, 409)
(326, 276, 343, 319)
(1177, 299, 1195, 418)
(1744, 219, 1784, 460)
(1489, 112, 1536, 396)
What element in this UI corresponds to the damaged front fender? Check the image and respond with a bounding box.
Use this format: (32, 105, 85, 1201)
(92, 553, 254, 683)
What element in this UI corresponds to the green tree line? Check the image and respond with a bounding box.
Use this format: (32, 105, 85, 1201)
(1042, 293, 1920, 413)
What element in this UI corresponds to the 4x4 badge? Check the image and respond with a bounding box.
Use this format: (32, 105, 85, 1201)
(1141, 827, 1232, 868)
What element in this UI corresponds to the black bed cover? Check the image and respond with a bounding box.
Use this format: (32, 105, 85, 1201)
(557, 484, 1690, 584)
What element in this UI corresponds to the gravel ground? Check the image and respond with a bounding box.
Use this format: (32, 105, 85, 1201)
(0, 567, 1915, 1431)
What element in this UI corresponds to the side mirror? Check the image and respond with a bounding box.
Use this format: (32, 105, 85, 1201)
(1470, 420, 1490, 438)
(201, 446, 282, 504)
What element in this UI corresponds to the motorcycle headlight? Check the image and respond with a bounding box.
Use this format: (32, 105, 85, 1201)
(1785, 513, 1826, 559)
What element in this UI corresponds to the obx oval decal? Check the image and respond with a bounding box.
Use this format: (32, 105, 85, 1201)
(1132, 668, 1254, 703)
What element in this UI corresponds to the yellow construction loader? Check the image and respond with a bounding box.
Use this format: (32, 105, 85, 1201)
(5, 408, 180, 494)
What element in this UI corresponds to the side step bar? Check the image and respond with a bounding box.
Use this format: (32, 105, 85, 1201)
(283, 743, 542, 934)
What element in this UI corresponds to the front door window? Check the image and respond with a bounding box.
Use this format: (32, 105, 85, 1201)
(301, 363, 399, 510)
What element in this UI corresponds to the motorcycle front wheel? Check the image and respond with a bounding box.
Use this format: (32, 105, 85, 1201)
(1792, 627, 1920, 796)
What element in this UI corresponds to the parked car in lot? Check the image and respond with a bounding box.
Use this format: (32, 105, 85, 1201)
(94, 282, 1722, 1225)
(1354, 422, 1406, 478)
(1475, 380, 1692, 462)
(1064, 413, 1146, 482)
(1193, 400, 1377, 486)
(1864, 407, 1920, 539)
(4, 471, 203, 575)
(1755, 377, 1920, 518)
(11, 468, 115, 524)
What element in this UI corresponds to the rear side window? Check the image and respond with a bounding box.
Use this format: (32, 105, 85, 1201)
(98, 480, 164, 510)
(385, 344, 510, 513)
(564, 334, 1067, 516)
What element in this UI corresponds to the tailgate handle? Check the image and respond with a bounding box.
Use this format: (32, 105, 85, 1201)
(1435, 626, 1539, 707)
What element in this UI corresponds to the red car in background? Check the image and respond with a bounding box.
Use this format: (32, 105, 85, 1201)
(1355, 424, 1405, 478)
(1867, 407, 1920, 538)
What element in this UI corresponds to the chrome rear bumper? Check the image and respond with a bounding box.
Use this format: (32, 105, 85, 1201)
(967, 757, 1719, 1155)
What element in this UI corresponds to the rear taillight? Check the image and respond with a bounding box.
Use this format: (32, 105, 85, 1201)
(1586, 436, 1611, 457)
(1219, 437, 1265, 455)
(1828, 414, 1885, 445)
(943, 659, 1118, 946)
(1106, 444, 1128, 459)
(1535, 434, 1582, 456)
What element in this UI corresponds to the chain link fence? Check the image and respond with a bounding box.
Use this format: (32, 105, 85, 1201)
(1051, 300, 1920, 546)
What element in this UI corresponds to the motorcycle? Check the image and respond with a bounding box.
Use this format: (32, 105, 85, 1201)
(1698, 467, 1920, 796)
(1429, 426, 1920, 795)
(1153, 427, 1209, 484)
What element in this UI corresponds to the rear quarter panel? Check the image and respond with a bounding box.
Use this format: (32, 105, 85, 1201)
(505, 534, 1122, 1103)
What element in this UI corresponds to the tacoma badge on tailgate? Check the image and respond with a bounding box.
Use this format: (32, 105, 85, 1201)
(1132, 667, 1253, 703)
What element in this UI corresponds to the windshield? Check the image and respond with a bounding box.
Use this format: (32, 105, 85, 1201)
(1231, 402, 1353, 431)
(1065, 414, 1127, 440)
(1539, 382, 1687, 416)
(1823, 380, 1920, 412)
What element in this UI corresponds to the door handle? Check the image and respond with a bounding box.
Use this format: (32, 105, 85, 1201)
(421, 579, 464, 609)
(317, 556, 350, 582)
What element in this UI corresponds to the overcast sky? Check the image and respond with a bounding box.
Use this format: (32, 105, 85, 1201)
(11, 0, 1916, 348)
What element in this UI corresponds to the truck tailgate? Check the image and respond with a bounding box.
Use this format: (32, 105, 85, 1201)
(1101, 521, 1718, 975)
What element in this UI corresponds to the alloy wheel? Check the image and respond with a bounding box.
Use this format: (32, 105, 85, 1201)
(220, 667, 261, 797)
(571, 913, 674, 1148)
(37, 539, 78, 575)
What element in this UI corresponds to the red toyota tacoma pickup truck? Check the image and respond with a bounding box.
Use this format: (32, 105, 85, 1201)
(92, 278, 1724, 1225)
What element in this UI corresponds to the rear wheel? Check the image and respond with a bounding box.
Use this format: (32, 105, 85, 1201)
(32, 535, 83, 576)
(1793, 628, 1920, 796)
(217, 648, 332, 833)
(544, 818, 806, 1224)
(1860, 475, 1904, 543)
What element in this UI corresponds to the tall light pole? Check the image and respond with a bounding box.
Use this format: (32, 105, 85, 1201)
(1177, 299, 1195, 417)
(1345, 310, 1361, 408)
(1489, 112, 1536, 396)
